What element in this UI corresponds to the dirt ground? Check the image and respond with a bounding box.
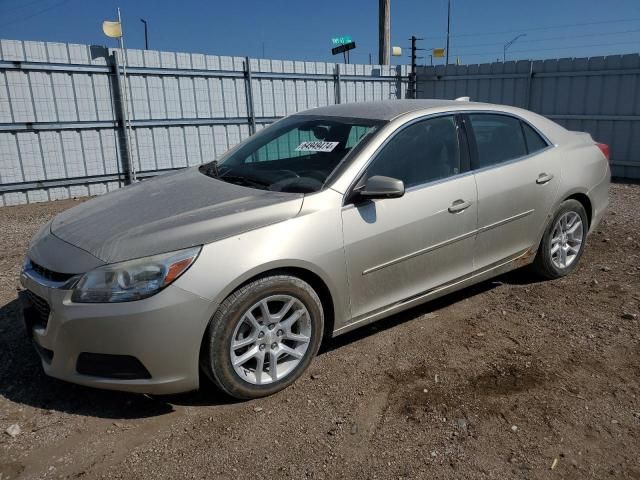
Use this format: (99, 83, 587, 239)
(0, 183, 639, 480)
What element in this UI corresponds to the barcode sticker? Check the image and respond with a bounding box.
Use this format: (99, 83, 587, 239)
(295, 141, 339, 153)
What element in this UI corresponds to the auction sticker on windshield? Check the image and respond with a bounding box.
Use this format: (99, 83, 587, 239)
(295, 141, 339, 153)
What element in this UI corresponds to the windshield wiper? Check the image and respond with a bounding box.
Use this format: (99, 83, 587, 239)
(201, 162, 271, 190)
(218, 174, 271, 190)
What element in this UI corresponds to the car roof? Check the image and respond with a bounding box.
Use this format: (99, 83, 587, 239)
(295, 99, 572, 144)
(295, 99, 481, 121)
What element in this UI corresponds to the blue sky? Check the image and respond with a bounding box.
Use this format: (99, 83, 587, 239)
(1, 0, 640, 65)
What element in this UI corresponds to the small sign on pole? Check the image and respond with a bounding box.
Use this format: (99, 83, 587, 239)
(331, 40, 356, 64)
(433, 48, 445, 58)
(331, 35, 353, 46)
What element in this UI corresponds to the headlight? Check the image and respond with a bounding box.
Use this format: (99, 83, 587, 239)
(71, 246, 201, 303)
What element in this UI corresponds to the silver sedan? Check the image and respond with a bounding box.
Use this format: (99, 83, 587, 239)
(20, 100, 610, 399)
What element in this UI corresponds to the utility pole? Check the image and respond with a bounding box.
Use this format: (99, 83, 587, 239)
(409, 36, 424, 99)
(140, 18, 148, 50)
(445, 0, 451, 65)
(378, 0, 390, 65)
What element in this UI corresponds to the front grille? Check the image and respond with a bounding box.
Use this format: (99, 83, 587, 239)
(25, 290, 51, 330)
(30, 261, 75, 283)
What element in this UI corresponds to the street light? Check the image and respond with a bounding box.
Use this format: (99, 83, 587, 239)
(503, 33, 526, 62)
(140, 18, 148, 50)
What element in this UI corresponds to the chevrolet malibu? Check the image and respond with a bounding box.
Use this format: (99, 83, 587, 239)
(19, 100, 610, 399)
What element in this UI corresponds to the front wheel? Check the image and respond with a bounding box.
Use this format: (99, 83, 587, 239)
(201, 275, 324, 399)
(532, 199, 588, 279)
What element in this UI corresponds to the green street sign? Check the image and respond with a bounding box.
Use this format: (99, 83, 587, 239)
(331, 36, 352, 46)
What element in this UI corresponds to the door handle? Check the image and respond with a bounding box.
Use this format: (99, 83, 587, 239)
(448, 199, 472, 213)
(536, 173, 554, 185)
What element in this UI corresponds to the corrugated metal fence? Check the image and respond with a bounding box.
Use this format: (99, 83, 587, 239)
(0, 39, 409, 205)
(416, 54, 640, 179)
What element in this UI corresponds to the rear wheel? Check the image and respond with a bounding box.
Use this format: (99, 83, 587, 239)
(201, 275, 324, 399)
(532, 199, 588, 279)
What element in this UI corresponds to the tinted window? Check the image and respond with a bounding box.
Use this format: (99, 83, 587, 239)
(469, 114, 527, 169)
(522, 122, 548, 153)
(365, 116, 461, 188)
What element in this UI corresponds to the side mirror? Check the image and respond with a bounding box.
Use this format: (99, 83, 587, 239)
(356, 175, 405, 200)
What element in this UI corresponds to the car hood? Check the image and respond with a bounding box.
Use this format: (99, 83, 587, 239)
(38, 168, 303, 271)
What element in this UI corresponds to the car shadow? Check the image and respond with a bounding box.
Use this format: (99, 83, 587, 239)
(1, 269, 531, 417)
(320, 276, 502, 354)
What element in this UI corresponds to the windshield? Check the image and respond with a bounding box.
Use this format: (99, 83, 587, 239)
(199, 115, 383, 193)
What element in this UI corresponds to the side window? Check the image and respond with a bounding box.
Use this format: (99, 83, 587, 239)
(468, 114, 527, 169)
(522, 121, 548, 154)
(365, 116, 460, 188)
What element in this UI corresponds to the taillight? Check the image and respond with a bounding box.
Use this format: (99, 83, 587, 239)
(596, 142, 610, 161)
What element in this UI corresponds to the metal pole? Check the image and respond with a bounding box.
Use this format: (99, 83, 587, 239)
(140, 18, 148, 50)
(111, 51, 133, 185)
(335, 65, 342, 104)
(445, 0, 451, 65)
(378, 0, 390, 65)
(503, 33, 526, 62)
(244, 57, 256, 135)
(117, 7, 136, 182)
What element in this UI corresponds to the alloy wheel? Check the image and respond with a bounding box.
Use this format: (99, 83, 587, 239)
(550, 211, 584, 269)
(229, 295, 312, 385)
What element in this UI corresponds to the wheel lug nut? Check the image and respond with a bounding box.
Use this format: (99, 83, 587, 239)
(271, 342, 277, 349)
(258, 332, 264, 338)
(259, 344, 265, 351)
(277, 330, 283, 336)
(268, 323, 275, 330)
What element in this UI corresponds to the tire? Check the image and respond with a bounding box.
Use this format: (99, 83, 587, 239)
(201, 275, 324, 399)
(532, 199, 589, 279)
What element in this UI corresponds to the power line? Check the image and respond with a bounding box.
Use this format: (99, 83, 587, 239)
(453, 28, 640, 50)
(0, 0, 72, 28)
(421, 17, 640, 41)
(0, 0, 52, 15)
(452, 39, 640, 58)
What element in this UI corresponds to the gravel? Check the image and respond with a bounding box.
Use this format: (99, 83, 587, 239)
(1, 184, 639, 479)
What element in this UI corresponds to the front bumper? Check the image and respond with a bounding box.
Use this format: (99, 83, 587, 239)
(19, 269, 215, 395)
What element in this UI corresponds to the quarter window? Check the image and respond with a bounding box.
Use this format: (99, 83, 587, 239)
(365, 116, 461, 188)
(468, 114, 527, 169)
(522, 122, 548, 154)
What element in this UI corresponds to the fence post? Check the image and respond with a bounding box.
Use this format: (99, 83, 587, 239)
(244, 57, 257, 135)
(110, 51, 133, 185)
(335, 65, 342, 104)
(525, 60, 534, 110)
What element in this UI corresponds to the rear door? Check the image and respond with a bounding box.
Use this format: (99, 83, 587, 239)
(465, 113, 560, 270)
(341, 115, 478, 320)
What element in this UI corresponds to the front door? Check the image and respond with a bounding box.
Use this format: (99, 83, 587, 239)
(341, 115, 478, 321)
